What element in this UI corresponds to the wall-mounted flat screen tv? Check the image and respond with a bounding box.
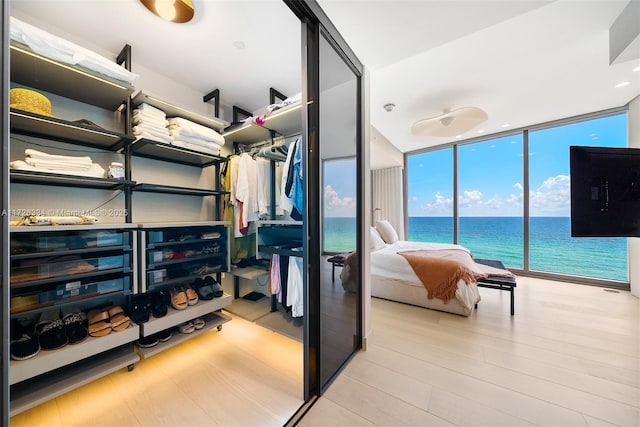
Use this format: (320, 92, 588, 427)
(570, 146, 640, 237)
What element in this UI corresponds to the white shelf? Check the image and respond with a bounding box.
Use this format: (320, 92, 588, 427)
(222, 102, 302, 143)
(139, 293, 232, 336)
(10, 223, 138, 233)
(132, 91, 229, 131)
(10, 345, 139, 416)
(136, 311, 231, 359)
(10, 324, 140, 385)
(231, 266, 268, 280)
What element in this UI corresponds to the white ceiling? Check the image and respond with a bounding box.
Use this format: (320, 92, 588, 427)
(9, 0, 640, 155)
(319, 0, 640, 153)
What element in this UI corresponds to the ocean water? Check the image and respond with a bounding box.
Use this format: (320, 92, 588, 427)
(324, 217, 628, 282)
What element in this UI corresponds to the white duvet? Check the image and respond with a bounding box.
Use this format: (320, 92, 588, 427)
(371, 240, 480, 311)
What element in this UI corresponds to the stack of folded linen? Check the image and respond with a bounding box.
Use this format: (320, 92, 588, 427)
(10, 148, 105, 178)
(132, 103, 172, 144)
(167, 117, 225, 156)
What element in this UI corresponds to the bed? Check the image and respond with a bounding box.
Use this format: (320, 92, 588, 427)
(370, 240, 481, 316)
(358, 221, 515, 316)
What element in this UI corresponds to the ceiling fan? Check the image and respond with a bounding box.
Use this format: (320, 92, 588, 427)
(411, 107, 488, 137)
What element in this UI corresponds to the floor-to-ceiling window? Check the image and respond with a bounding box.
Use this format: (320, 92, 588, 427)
(529, 113, 628, 281)
(406, 147, 454, 243)
(406, 109, 628, 284)
(458, 134, 524, 268)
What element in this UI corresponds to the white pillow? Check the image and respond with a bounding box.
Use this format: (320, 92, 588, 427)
(370, 227, 387, 251)
(375, 219, 399, 244)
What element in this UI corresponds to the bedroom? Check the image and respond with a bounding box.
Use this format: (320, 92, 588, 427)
(302, 1, 639, 424)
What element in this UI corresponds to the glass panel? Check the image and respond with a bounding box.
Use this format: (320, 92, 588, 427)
(458, 135, 524, 268)
(529, 113, 628, 281)
(323, 157, 357, 253)
(406, 148, 454, 243)
(319, 33, 359, 388)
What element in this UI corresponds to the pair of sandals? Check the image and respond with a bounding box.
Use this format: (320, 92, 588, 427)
(87, 306, 131, 337)
(170, 285, 198, 310)
(193, 276, 223, 300)
(178, 317, 205, 334)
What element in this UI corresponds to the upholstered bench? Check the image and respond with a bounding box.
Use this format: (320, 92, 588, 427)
(474, 258, 517, 315)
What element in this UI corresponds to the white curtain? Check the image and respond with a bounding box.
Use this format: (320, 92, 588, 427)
(371, 166, 405, 239)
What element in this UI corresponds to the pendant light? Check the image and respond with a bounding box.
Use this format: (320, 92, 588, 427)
(140, 0, 195, 23)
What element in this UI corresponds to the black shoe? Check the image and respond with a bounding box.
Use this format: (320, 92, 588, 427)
(157, 329, 172, 342)
(63, 312, 88, 344)
(10, 318, 40, 361)
(138, 335, 159, 348)
(131, 294, 152, 324)
(151, 290, 170, 318)
(204, 276, 223, 298)
(193, 277, 214, 300)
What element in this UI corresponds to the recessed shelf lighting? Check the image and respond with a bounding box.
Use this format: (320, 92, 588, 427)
(615, 81, 630, 88)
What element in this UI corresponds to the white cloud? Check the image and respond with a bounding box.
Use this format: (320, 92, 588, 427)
(514, 183, 523, 191)
(324, 185, 355, 208)
(419, 192, 453, 215)
(530, 174, 570, 216)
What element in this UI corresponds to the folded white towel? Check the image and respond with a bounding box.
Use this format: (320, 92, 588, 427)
(132, 114, 169, 127)
(167, 117, 225, 146)
(134, 103, 166, 119)
(135, 131, 174, 144)
(133, 122, 170, 135)
(25, 158, 91, 171)
(11, 160, 106, 178)
(172, 140, 221, 156)
(25, 148, 92, 165)
(167, 132, 223, 148)
(10, 17, 139, 84)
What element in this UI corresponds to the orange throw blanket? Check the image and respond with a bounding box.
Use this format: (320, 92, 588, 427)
(399, 249, 514, 303)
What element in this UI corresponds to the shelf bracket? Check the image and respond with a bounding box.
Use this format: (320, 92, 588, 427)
(232, 105, 253, 123)
(203, 88, 220, 119)
(269, 87, 287, 104)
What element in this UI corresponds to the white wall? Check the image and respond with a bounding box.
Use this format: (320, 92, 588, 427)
(362, 68, 372, 347)
(370, 126, 403, 170)
(628, 95, 639, 298)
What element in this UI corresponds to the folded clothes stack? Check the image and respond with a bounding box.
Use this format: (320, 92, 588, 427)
(10, 148, 106, 178)
(132, 103, 172, 144)
(167, 117, 225, 156)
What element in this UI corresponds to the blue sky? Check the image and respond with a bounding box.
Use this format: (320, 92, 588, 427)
(408, 113, 628, 217)
(324, 157, 357, 217)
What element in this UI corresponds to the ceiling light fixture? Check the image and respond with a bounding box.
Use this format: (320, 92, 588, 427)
(634, 65, 640, 72)
(411, 107, 487, 137)
(383, 103, 396, 112)
(501, 124, 510, 128)
(140, 0, 194, 23)
(615, 81, 630, 88)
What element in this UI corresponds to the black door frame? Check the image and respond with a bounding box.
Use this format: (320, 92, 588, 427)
(284, 0, 365, 405)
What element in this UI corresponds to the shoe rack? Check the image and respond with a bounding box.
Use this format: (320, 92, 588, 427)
(7, 40, 232, 416)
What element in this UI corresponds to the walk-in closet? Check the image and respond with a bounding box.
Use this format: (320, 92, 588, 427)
(1, 1, 364, 425)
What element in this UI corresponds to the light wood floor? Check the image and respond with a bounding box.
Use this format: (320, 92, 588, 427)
(299, 276, 640, 426)
(10, 313, 304, 427)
